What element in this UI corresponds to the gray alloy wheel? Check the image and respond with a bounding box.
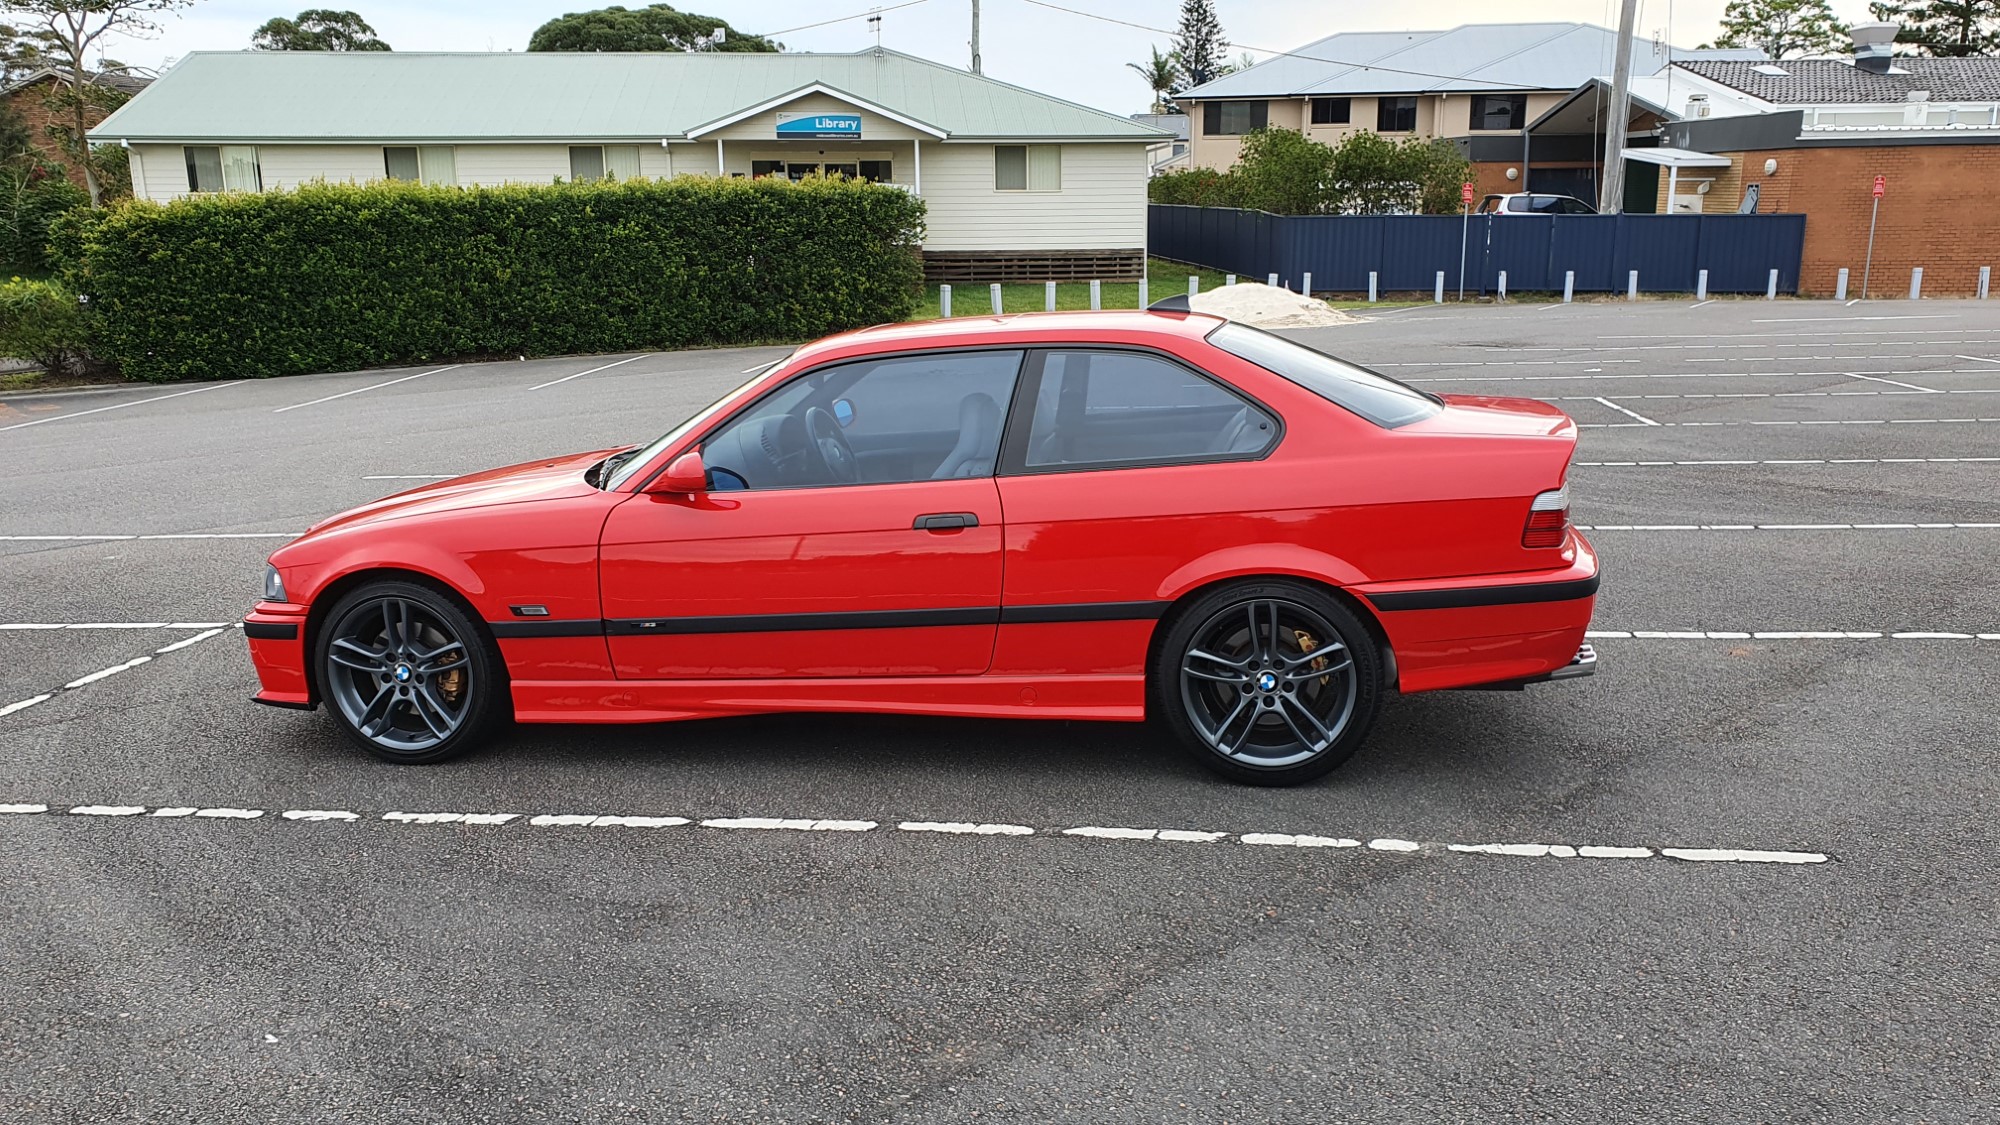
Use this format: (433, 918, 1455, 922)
(317, 581, 504, 763)
(1156, 580, 1382, 786)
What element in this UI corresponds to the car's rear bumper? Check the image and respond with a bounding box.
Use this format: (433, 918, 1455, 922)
(245, 601, 314, 709)
(1356, 535, 1600, 693)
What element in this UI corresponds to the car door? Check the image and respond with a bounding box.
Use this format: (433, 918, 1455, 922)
(599, 349, 1024, 680)
(989, 347, 1280, 679)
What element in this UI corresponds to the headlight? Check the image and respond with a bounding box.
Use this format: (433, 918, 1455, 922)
(263, 565, 287, 602)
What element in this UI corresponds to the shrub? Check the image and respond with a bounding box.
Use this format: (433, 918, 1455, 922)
(60, 175, 927, 383)
(0, 172, 90, 275)
(1149, 167, 1245, 209)
(1152, 130, 1475, 216)
(0, 276, 96, 377)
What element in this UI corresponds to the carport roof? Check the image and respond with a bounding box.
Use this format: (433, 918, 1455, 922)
(90, 49, 1164, 144)
(1620, 146, 1732, 167)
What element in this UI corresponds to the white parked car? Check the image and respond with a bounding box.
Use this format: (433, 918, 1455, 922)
(1475, 193, 1597, 216)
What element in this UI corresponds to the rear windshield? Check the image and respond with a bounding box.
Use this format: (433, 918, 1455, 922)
(1207, 322, 1442, 428)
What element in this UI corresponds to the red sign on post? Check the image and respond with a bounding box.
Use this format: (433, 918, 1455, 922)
(1873, 174, 1886, 198)
(1462, 182, 1475, 205)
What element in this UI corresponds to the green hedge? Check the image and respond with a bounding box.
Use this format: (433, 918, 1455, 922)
(59, 176, 927, 383)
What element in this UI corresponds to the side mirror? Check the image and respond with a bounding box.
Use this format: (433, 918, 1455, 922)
(646, 450, 707, 494)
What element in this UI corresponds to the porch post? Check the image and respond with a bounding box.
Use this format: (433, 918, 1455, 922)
(1666, 164, 1678, 212)
(716, 138, 724, 175)
(913, 139, 922, 194)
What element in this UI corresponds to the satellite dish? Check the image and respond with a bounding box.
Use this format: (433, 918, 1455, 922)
(1147, 293, 1192, 313)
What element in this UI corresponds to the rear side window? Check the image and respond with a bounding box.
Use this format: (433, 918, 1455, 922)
(1207, 323, 1441, 428)
(1015, 350, 1275, 471)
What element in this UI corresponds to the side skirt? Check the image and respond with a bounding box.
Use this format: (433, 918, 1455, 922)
(509, 674, 1149, 725)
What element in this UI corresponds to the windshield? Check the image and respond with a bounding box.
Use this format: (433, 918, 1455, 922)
(1206, 322, 1441, 428)
(602, 356, 792, 490)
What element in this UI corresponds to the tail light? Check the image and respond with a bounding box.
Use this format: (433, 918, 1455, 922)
(1523, 488, 1570, 548)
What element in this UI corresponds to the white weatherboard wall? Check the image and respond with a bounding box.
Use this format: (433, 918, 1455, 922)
(921, 142, 1146, 251)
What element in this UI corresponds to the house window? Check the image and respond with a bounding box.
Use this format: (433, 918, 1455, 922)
(383, 146, 457, 186)
(1202, 100, 1268, 136)
(1309, 97, 1350, 125)
(859, 160, 893, 183)
(1470, 94, 1528, 131)
(995, 145, 1060, 191)
(751, 160, 785, 178)
(1376, 97, 1418, 133)
(569, 145, 642, 181)
(184, 145, 261, 192)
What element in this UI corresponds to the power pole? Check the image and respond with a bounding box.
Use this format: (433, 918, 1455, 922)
(1599, 0, 1639, 214)
(970, 0, 982, 74)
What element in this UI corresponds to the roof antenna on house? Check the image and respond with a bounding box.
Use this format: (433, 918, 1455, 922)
(869, 8, 883, 55)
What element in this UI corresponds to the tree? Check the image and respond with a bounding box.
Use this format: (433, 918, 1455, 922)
(1868, 0, 2000, 55)
(1704, 0, 1846, 58)
(252, 9, 390, 51)
(0, 1, 191, 207)
(1127, 45, 1181, 114)
(1173, 0, 1226, 88)
(1233, 127, 1335, 214)
(527, 4, 778, 53)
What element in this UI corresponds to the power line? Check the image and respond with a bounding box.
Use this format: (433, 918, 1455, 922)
(758, 0, 933, 40)
(1014, 0, 1550, 91)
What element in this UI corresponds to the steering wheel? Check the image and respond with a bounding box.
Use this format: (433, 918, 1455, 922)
(804, 406, 859, 484)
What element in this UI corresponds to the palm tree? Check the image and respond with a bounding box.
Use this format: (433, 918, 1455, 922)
(1127, 46, 1183, 114)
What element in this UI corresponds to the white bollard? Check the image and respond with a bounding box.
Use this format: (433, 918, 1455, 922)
(1226, 274, 1236, 286)
(1138, 277, 1148, 308)
(940, 284, 951, 318)
(1368, 272, 1378, 302)
(1909, 267, 1923, 300)
(1045, 280, 1056, 311)
(1981, 266, 1992, 300)
(1835, 268, 1849, 301)
(1626, 270, 1639, 301)
(1188, 275, 1199, 298)
(1696, 269, 1708, 301)
(990, 283, 1003, 315)
(1434, 271, 1445, 304)
(1089, 279, 1101, 310)
(1563, 270, 1574, 303)
(1766, 269, 1779, 300)
(1497, 271, 1507, 301)
(1302, 271, 1313, 296)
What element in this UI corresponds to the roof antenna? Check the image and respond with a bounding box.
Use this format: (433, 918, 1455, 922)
(1147, 293, 1192, 313)
(869, 8, 883, 56)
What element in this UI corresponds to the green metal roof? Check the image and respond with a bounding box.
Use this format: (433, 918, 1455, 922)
(91, 49, 1163, 143)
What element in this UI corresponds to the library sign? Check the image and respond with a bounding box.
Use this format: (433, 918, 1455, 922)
(776, 113, 863, 139)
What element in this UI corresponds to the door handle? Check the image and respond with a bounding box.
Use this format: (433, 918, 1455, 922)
(913, 512, 979, 531)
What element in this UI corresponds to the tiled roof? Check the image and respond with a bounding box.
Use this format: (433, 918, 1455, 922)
(1679, 58, 2000, 104)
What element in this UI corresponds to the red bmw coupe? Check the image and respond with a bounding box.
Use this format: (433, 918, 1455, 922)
(245, 308, 1597, 785)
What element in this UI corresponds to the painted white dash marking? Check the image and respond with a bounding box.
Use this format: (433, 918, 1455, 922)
(195, 808, 263, 819)
(0, 534, 295, 541)
(1240, 832, 1361, 848)
(1592, 396, 1661, 426)
(362, 474, 456, 481)
(1576, 458, 2000, 467)
(1845, 371, 1940, 393)
(381, 811, 518, 825)
(1660, 847, 1827, 865)
(530, 813, 690, 828)
(1955, 354, 2000, 365)
(70, 805, 146, 816)
(699, 816, 876, 832)
(1062, 826, 1224, 842)
(1579, 845, 1655, 859)
(63, 656, 151, 689)
(0, 381, 240, 432)
(529, 354, 649, 391)
(0, 803, 49, 814)
(282, 809, 359, 822)
(273, 365, 461, 413)
(156, 627, 226, 654)
(0, 693, 52, 717)
(151, 807, 197, 818)
(1367, 838, 1422, 852)
(899, 821, 1035, 836)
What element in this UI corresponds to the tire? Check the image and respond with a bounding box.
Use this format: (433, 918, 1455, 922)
(314, 580, 508, 764)
(1153, 579, 1382, 786)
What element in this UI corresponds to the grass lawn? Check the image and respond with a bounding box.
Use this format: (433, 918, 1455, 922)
(915, 258, 1426, 319)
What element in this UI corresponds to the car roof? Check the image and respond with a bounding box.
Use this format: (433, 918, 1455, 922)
(791, 309, 1227, 364)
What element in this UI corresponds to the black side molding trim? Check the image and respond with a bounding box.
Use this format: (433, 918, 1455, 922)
(1000, 601, 1170, 624)
(608, 607, 998, 635)
(243, 622, 299, 641)
(1366, 574, 1601, 612)
(489, 618, 607, 639)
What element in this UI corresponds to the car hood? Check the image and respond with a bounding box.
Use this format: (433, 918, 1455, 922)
(1402, 394, 1576, 438)
(300, 447, 627, 539)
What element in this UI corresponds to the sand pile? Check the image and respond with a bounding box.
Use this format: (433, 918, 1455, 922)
(1187, 282, 1356, 328)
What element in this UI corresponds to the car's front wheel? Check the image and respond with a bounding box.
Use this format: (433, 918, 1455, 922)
(316, 580, 506, 764)
(1155, 580, 1381, 786)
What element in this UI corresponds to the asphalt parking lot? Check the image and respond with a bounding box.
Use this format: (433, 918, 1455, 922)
(2, 298, 1995, 1122)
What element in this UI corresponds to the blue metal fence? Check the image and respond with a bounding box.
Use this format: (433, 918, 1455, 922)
(1148, 205, 1807, 295)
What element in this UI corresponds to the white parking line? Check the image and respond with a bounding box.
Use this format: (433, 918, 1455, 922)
(528, 354, 649, 391)
(1554, 388, 2000, 402)
(0, 800, 1831, 865)
(0, 626, 234, 721)
(1576, 458, 2000, 467)
(1578, 523, 2000, 532)
(1846, 371, 1941, 393)
(0, 382, 239, 432)
(1752, 314, 1953, 323)
(0, 533, 296, 542)
(1407, 368, 1995, 384)
(362, 475, 455, 481)
(1591, 397, 1660, 425)
(1587, 630, 2000, 640)
(1578, 417, 2000, 428)
(1957, 354, 2000, 365)
(0, 622, 228, 630)
(272, 365, 462, 414)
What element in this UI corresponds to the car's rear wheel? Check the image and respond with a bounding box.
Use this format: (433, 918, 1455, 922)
(1155, 580, 1381, 786)
(316, 580, 506, 764)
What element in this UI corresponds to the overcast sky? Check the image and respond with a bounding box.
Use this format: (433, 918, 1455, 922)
(101, 0, 1884, 115)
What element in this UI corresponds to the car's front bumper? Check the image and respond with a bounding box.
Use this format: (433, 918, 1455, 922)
(245, 601, 314, 709)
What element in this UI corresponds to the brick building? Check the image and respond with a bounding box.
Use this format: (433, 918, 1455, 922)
(0, 68, 152, 188)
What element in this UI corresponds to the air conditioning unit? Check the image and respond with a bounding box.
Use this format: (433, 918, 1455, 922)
(1688, 93, 1711, 118)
